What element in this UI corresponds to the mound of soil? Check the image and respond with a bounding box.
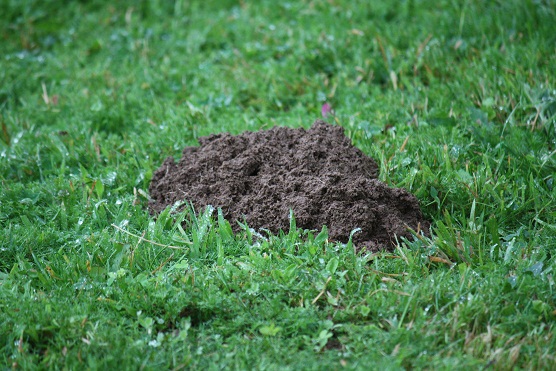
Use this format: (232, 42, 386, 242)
(149, 120, 429, 251)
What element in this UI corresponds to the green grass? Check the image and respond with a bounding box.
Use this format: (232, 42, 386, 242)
(1, 0, 555, 369)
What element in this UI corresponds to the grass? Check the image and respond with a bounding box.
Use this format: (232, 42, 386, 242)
(1, 0, 555, 369)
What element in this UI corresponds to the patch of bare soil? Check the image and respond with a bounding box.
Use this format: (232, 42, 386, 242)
(149, 120, 429, 251)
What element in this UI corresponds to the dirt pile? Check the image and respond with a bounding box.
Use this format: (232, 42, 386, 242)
(149, 120, 429, 251)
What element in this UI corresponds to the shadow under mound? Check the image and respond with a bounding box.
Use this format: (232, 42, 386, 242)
(148, 120, 429, 251)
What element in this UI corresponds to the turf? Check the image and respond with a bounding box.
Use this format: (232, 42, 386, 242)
(1, 0, 555, 369)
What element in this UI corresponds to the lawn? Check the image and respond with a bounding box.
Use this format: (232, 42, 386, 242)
(1, 0, 555, 369)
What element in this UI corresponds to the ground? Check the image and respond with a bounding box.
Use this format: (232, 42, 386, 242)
(148, 121, 429, 250)
(0, 0, 555, 369)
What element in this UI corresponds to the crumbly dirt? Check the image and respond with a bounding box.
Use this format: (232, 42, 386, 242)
(148, 120, 429, 251)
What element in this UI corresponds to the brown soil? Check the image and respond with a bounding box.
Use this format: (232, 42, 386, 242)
(148, 120, 429, 251)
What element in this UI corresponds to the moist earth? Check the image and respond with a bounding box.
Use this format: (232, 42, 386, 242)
(149, 120, 429, 251)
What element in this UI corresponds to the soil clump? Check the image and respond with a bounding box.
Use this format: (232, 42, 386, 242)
(149, 120, 429, 251)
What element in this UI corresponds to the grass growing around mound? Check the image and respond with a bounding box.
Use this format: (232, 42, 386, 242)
(1, 0, 555, 369)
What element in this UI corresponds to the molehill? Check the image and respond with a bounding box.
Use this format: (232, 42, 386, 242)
(149, 120, 429, 251)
